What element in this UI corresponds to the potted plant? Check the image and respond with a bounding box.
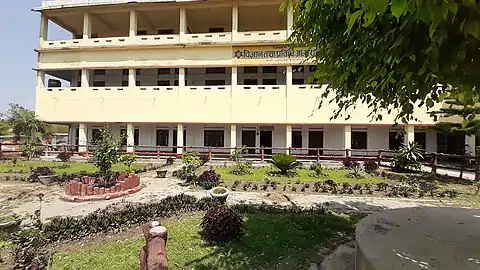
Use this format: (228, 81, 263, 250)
(156, 170, 168, 178)
(209, 187, 230, 204)
(29, 167, 56, 185)
(0, 213, 22, 240)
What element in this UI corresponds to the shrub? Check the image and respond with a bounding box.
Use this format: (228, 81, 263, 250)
(391, 142, 423, 172)
(56, 151, 72, 162)
(343, 157, 360, 169)
(363, 160, 379, 173)
(120, 154, 137, 172)
(183, 152, 202, 168)
(197, 170, 221, 190)
(28, 167, 56, 182)
(201, 205, 243, 243)
(230, 146, 252, 175)
(267, 154, 302, 176)
(308, 163, 329, 178)
(345, 167, 365, 179)
(92, 126, 124, 181)
(176, 164, 197, 182)
(20, 144, 43, 160)
(200, 153, 210, 165)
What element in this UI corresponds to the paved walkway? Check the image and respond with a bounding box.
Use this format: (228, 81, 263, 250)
(13, 165, 439, 221)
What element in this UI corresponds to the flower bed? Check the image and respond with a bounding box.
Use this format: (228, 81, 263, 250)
(61, 172, 142, 202)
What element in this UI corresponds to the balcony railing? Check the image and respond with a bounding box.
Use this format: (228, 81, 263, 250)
(42, 0, 177, 9)
(40, 29, 287, 50)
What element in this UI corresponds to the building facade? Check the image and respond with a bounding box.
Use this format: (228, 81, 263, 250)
(35, 0, 452, 157)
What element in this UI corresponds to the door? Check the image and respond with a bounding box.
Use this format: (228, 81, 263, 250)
(74, 128, 79, 152)
(260, 131, 273, 155)
(173, 130, 187, 153)
(414, 132, 426, 151)
(241, 130, 256, 154)
(308, 131, 324, 156)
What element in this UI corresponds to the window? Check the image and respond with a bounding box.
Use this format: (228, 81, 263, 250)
(206, 67, 226, 74)
(137, 29, 148, 35)
(157, 80, 170, 86)
(389, 132, 404, 150)
(204, 130, 224, 147)
(243, 79, 257, 85)
(92, 128, 102, 143)
(244, 67, 258, 73)
(309, 65, 317, 72)
(122, 80, 128, 86)
(136, 69, 141, 76)
(156, 130, 169, 146)
(94, 69, 106, 76)
(157, 68, 171, 75)
(174, 80, 179, 86)
(120, 128, 140, 146)
(91, 34, 99, 38)
(123, 69, 129, 76)
(351, 131, 367, 149)
(263, 66, 277, 73)
(205, 80, 225, 86)
(136, 81, 140, 86)
(157, 29, 174, 35)
(93, 81, 105, 87)
(174, 68, 179, 74)
(293, 66, 303, 73)
(292, 131, 302, 148)
(262, 79, 277, 85)
(292, 78, 304, 85)
(209, 27, 224, 33)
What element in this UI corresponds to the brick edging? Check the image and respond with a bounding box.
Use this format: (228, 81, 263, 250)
(60, 185, 143, 202)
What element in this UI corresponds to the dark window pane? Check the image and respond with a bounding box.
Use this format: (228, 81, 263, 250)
(292, 78, 304, 85)
(92, 129, 102, 144)
(263, 66, 277, 73)
(157, 80, 170, 86)
(309, 65, 317, 72)
(156, 130, 169, 146)
(204, 130, 224, 147)
(389, 132, 404, 150)
(157, 29, 174, 34)
(134, 129, 139, 146)
(209, 27, 224, 33)
(93, 81, 105, 87)
(243, 79, 257, 85)
(351, 131, 367, 150)
(206, 67, 226, 74)
(205, 80, 225, 86)
(244, 67, 258, 73)
(157, 68, 171, 75)
(263, 79, 277, 85)
(122, 81, 128, 86)
(120, 129, 127, 146)
(94, 69, 106, 76)
(137, 29, 148, 35)
(292, 131, 302, 148)
(123, 69, 129, 75)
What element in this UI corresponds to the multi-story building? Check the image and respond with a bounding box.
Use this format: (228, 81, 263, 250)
(35, 0, 459, 157)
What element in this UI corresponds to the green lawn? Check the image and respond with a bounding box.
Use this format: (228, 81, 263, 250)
(0, 161, 145, 174)
(215, 167, 382, 184)
(51, 213, 357, 270)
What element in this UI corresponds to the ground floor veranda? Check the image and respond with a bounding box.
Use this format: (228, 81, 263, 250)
(63, 123, 475, 158)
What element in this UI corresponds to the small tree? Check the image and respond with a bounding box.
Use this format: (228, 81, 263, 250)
(120, 154, 137, 172)
(230, 146, 252, 175)
(391, 142, 423, 172)
(92, 126, 124, 182)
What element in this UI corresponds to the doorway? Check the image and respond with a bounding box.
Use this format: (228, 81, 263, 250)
(241, 130, 256, 154)
(308, 131, 324, 156)
(260, 131, 273, 155)
(173, 130, 187, 153)
(414, 132, 426, 151)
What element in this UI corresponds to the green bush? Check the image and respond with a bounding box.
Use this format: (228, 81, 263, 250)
(120, 154, 137, 172)
(345, 167, 365, 179)
(183, 152, 202, 168)
(230, 146, 252, 175)
(391, 142, 423, 172)
(267, 154, 302, 176)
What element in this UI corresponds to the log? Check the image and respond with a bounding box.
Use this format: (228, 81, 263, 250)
(140, 221, 168, 270)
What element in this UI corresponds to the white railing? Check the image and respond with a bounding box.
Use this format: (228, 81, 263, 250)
(235, 30, 287, 43)
(184, 33, 232, 44)
(41, 0, 185, 9)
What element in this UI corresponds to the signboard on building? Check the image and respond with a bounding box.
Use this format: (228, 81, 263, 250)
(233, 46, 317, 59)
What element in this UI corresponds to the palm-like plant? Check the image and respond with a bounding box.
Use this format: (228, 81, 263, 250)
(267, 154, 303, 176)
(391, 142, 424, 172)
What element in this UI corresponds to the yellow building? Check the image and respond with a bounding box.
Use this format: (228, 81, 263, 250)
(35, 0, 455, 157)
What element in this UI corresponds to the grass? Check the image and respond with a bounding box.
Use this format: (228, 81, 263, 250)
(51, 213, 357, 270)
(0, 161, 145, 174)
(215, 167, 382, 184)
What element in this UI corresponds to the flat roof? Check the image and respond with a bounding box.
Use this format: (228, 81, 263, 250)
(36, 0, 201, 11)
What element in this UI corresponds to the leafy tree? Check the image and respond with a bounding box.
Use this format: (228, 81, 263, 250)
(0, 121, 11, 136)
(288, 0, 480, 122)
(92, 126, 124, 181)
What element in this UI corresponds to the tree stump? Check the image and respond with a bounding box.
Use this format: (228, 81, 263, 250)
(140, 221, 168, 270)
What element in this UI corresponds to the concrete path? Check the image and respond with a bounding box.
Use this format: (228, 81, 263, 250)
(13, 165, 437, 221)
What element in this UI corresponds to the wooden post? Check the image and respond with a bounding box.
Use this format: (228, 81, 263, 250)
(431, 153, 438, 174)
(377, 150, 382, 166)
(208, 147, 212, 161)
(261, 147, 265, 162)
(345, 149, 350, 157)
(316, 148, 320, 162)
(460, 153, 466, 179)
(140, 221, 168, 270)
(157, 146, 160, 160)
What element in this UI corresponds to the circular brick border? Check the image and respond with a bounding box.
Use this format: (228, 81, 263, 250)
(61, 173, 142, 202)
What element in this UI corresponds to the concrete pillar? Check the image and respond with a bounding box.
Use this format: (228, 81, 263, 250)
(129, 68, 136, 87)
(232, 1, 238, 40)
(465, 135, 476, 156)
(81, 70, 90, 87)
(129, 9, 137, 37)
(36, 71, 46, 88)
(344, 125, 351, 156)
(127, 124, 135, 153)
(83, 13, 91, 39)
(179, 8, 186, 42)
(287, 4, 294, 37)
(404, 125, 415, 145)
(230, 124, 237, 154)
(286, 125, 292, 154)
(177, 124, 184, 155)
(286, 66, 293, 86)
(39, 13, 49, 45)
(78, 123, 88, 153)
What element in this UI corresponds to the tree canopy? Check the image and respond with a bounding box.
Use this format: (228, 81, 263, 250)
(2, 103, 48, 144)
(288, 0, 480, 123)
(434, 98, 480, 135)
